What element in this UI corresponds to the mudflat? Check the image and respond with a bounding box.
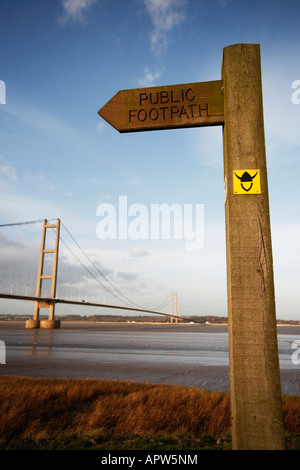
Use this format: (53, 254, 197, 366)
(0, 321, 299, 395)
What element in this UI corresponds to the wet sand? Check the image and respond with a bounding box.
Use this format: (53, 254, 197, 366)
(0, 321, 299, 395)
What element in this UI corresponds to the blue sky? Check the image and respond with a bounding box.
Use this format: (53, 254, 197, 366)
(0, 0, 300, 320)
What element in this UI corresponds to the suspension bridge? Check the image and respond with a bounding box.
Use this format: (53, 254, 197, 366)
(0, 218, 185, 328)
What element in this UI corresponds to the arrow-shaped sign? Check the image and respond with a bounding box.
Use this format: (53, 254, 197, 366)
(98, 80, 224, 133)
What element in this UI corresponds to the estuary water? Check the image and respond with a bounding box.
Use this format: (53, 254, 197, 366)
(0, 321, 300, 395)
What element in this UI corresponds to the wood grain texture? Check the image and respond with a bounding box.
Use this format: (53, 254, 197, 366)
(222, 43, 285, 450)
(98, 81, 224, 132)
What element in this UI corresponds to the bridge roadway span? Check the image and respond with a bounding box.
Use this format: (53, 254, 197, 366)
(0, 292, 189, 322)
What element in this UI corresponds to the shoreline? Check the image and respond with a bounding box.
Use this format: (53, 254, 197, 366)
(1, 320, 300, 335)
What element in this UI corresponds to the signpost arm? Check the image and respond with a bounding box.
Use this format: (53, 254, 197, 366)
(222, 43, 285, 450)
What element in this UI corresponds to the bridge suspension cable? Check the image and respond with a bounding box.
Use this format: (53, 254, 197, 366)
(59, 221, 171, 312)
(58, 232, 135, 307)
(0, 219, 56, 228)
(0, 217, 172, 313)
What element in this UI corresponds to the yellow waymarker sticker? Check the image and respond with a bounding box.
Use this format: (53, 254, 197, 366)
(233, 169, 261, 194)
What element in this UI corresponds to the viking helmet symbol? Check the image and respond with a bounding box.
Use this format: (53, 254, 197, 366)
(234, 170, 258, 192)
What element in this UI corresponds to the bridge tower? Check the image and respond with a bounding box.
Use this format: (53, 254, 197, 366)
(171, 292, 178, 323)
(25, 219, 61, 329)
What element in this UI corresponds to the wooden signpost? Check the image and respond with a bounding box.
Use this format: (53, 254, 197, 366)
(98, 43, 285, 450)
(98, 80, 224, 132)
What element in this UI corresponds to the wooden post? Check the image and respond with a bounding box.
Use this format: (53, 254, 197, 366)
(222, 44, 285, 450)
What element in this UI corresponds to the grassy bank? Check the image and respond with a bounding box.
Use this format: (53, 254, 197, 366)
(0, 376, 299, 450)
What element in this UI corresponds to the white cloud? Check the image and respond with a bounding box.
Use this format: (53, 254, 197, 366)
(59, 0, 97, 24)
(0, 158, 18, 189)
(129, 246, 150, 257)
(143, 0, 186, 54)
(0, 158, 56, 196)
(137, 67, 162, 87)
(3, 101, 81, 140)
(23, 170, 56, 193)
(96, 121, 106, 133)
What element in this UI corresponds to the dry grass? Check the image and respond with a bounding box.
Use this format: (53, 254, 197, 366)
(0, 375, 299, 447)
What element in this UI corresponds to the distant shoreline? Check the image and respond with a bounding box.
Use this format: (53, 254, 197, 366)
(0, 313, 299, 327)
(1, 319, 300, 336)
